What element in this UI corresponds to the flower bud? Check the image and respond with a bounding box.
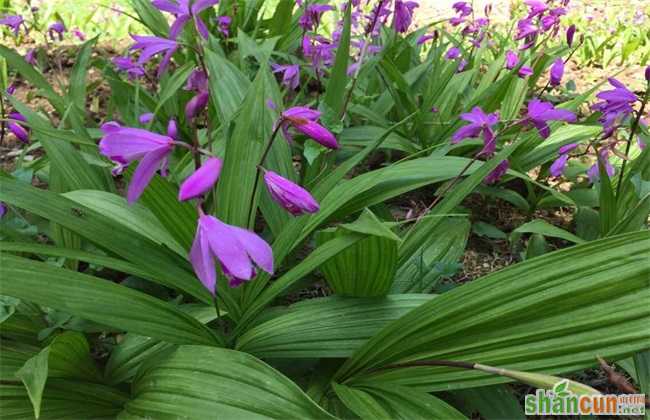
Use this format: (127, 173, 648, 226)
(264, 170, 319, 216)
(566, 24, 576, 47)
(178, 157, 223, 201)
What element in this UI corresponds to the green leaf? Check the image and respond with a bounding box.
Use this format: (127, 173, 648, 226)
(392, 218, 469, 294)
(473, 221, 507, 240)
(335, 232, 650, 391)
(453, 385, 524, 420)
(120, 346, 334, 419)
(128, 0, 170, 37)
(1, 380, 128, 419)
(513, 219, 585, 244)
(237, 295, 433, 358)
(332, 383, 392, 419)
(153, 62, 195, 117)
(16, 332, 100, 418)
(359, 384, 467, 419)
(0, 177, 212, 304)
(63, 190, 186, 256)
(0, 254, 222, 346)
(68, 37, 97, 112)
(204, 48, 250, 123)
(525, 233, 548, 259)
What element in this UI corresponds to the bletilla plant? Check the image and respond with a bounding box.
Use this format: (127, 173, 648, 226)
(0, 0, 648, 419)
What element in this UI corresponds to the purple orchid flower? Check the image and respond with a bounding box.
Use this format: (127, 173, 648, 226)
(549, 143, 578, 177)
(130, 35, 179, 77)
(550, 58, 564, 87)
(271, 64, 300, 90)
(445, 47, 461, 60)
(524, 99, 577, 139)
(263, 170, 319, 216)
(299, 4, 334, 31)
(592, 78, 638, 137)
(6, 84, 16, 95)
(217, 15, 231, 37)
(185, 92, 210, 121)
(48, 22, 66, 41)
(452, 106, 500, 156)
(179, 157, 223, 201)
(515, 18, 538, 41)
(152, 0, 219, 39)
(167, 119, 178, 139)
(566, 24, 576, 47)
(185, 69, 208, 92)
(587, 148, 615, 183)
(505, 50, 519, 69)
(139, 113, 154, 124)
(457, 58, 468, 73)
(8, 113, 29, 143)
(645, 66, 650, 82)
(72, 28, 86, 41)
(417, 34, 435, 45)
(393, 0, 419, 33)
(0, 202, 6, 218)
(281, 107, 338, 149)
(452, 2, 472, 16)
(112, 56, 146, 79)
(524, 0, 547, 17)
(99, 122, 175, 203)
(484, 160, 509, 184)
(190, 212, 273, 293)
(518, 66, 533, 78)
(0, 14, 25, 36)
(24, 49, 37, 66)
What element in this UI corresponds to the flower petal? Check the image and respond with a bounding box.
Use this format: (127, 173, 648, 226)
(179, 157, 223, 201)
(204, 216, 254, 281)
(189, 225, 216, 294)
(127, 146, 172, 204)
(229, 225, 274, 275)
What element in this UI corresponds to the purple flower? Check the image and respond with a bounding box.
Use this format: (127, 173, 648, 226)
(281, 107, 338, 149)
(72, 28, 86, 41)
(302, 35, 335, 74)
(130, 35, 179, 77)
(299, 4, 334, 31)
(112, 56, 146, 79)
(48, 22, 66, 41)
(587, 148, 615, 182)
(515, 18, 538, 41)
(393, 0, 418, 33)
(645, 66, 650, 82)
(185, 92, 210, 121)
(417, 34, 435, 45)
(139, 113, 154, 124)
(98, 122, 175, 203)
(8, 112, 29, 143)
(185, 69, 208, 92)
(452, 106, 500, 156)
(524, 0, 547, 17)
(271, 64, 300, 90)
(0, 15, 25, 36)
(152, 0, 219, 39)
(452, 2, 472, 16)
(0, 202, 6, 218)
(592, 78, 638, 137)
(505, 50, 519, 70)
(189, 213, 273, 293)
(217, 15, 231, 37)
(6, 84, 16, 95)
(524, 99, 577, 139)
(550, 58, 564, 87)
(484, 160, 509, 184)
(549, 143, 578, 177)
(457, 58, 468, 73)
(445, 47, 461, 60)
(179, 157, 223, 201)
(566, 24, 576, 47)
(167, 119, 178, 139)
(518, 66, 533, 78)
(263, 170, 319, 216)
(25, 49, 37, 66)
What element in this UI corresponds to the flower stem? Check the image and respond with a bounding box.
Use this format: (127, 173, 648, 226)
(615, 87, 649, 198)
(246, 120, 284, 227)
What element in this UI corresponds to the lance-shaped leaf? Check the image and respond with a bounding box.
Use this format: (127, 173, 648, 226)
(237, 295, 433, 358)
(335, 231, 650, 391)
(0, 254, 222, 346)
(121, 346, 335, 419)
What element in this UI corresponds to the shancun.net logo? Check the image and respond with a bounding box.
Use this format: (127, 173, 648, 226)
(524, 380, 646, 416)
